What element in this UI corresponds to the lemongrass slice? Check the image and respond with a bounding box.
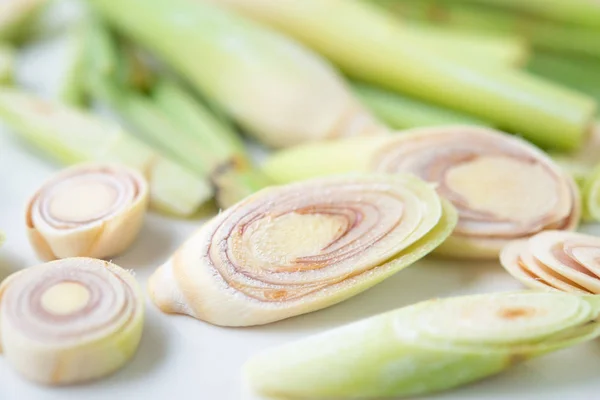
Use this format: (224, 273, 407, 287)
(264, 126, 580, 259)
(0, 257, 144, 385)
(149, 173, 457, 327)
(501, 230, 600, 294)
(26, 163, 149, 261)
(245, 291, 600, 399)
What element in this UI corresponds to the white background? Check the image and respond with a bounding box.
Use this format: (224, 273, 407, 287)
(2, 2, 600, 399)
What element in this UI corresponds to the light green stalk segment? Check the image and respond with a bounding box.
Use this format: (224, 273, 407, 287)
(353, 83, 490, 129)
(581, 164, 600, 222)
(0, 0, 48, 41)
(0, 87, 211, 217)
(88, 0, 384, 149)
(452, 0, 600, 30)
(0, 45, 14, 85)
(373, 0, 600, 61)
(59, 24, 87, 105)
(245, 292, 600, 399)
(212, 0, 596, 151)
(527, 53, 600, 103)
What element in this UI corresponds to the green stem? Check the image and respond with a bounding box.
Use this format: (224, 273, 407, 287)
(373, 0, 600, 60)
(353, 82, 490, 129)
(195, 0, 596, 151)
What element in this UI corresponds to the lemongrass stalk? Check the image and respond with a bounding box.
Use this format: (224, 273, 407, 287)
(374, 0, 600, 61)
(211, 0, 596, 151)
(0, 87, 211, 217)
(580, 164, 600, 222)
(527, 53, 600, 103)
(353, 83, 489, 129)
(26, 164, 149, 261)
(149, 174, 457, 327)
(264, 126, 580, 259)
(0, 0, 48, 41)
(0, 45, 14, 84)
(452, 0, 600, 30)
(501, 231, 600, 293)
(246, 291, 600, 398)
(89, 0, 385, 149)
(0, 257, 144, 385)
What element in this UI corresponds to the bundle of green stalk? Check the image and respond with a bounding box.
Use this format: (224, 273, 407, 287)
(81, 18, 272, 207)
(373, 0, 600, 61)
(192, 0, 596, 151)
(89, 0, 596, 152)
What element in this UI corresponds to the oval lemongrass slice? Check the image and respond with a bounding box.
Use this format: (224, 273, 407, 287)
(0, 257, 144, 385)
(245, 291, 600, 399)
(501, 230, 600, 294)
(26, 164, 149, 261)
(148, 173, 457, 327)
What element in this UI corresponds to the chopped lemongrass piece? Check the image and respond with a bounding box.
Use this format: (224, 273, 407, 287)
(501, 231, 600, 294)
(89, 0, 385, 148)
(353, 83, 490, 129)
(0, 257, 144, 385)
(26, 163, 149, 261)
(245, 291, 600, 398)
(264, 126, 580, 259)
(0, 44, 14, 84)
(211, 0, 596, 151)
(0, 87, 211, 217)
(149, 173, 457, 327)
(0, 0, 47, 41)
(581, 163, 600, 222)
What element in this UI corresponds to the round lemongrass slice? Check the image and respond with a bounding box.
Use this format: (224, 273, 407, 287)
(26, 163, 149, 261)
(501, 230, 600, 294)
(149, 173, 457, 327)
(245, 291, 600, 399)
(370, 126, 580, 259)
(0, 257, 144, 385)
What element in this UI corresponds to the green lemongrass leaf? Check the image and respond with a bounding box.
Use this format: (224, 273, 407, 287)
(353, 82, 490, 129)
(0, 87, 211, 217)
(89, 0, 384, 149)
(211, 0, 596, 151)
(245, 291, 600, 399)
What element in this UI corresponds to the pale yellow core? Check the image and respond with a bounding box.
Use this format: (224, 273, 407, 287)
(445, 156, 557, 220)
(242, 212, 348, 270)
(49, 181, 118, 222)
(41, 282, 91, 315)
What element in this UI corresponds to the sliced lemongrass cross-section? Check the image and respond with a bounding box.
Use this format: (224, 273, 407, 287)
(149, 173, 457, 327)
(264, 126, 580, 259)
(245, 291, 600, 399)
(0, 257, 144, 385)
(501, 230, 600, 294)
(26, 163, 149, 261)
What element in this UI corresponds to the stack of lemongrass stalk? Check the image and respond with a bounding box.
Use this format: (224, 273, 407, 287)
(2, 0, 600, 396)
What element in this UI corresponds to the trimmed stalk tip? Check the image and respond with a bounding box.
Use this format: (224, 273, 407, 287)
(0, 257, 144, 385)
(25, 163, 149, 261)
(245, 291, 600, 398)
(149, 173, 457, 326)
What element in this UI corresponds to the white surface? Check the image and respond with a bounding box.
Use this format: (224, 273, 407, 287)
(2, 4, 600, 399)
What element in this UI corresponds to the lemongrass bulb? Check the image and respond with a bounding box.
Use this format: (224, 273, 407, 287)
(501, 230, 600, 294)
(149, 173, 457, 327)
(245, 291, 600, 398)
(25, 164, 149, 261)
(0, 257, 144, 385)
(370, 126, 581, 258)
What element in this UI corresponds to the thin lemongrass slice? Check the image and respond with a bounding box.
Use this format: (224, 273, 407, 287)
(0, 0, 47, 41)
(245, 291, 600, 399)
(0, 257, 144, 385)
(0, 87, 211, 217)
(26, 164, 149, 261)
(148, 173, 457, 327)
(501, 231, 600, 294)
(89, 0, 385, 149)
(264, 126, 580, 259)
